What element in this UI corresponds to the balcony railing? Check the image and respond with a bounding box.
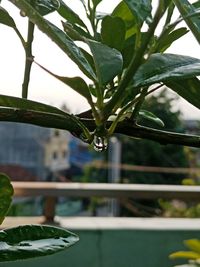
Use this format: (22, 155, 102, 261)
(12, 182, 200, 222)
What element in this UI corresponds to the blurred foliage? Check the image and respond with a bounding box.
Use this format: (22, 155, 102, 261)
(170, 239, 200, 267)
(120, 89, 189, 185)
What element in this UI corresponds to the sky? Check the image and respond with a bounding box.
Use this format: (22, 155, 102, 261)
(1, 0, 200, 118)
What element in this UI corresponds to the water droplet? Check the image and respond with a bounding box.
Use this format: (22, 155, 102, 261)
(93, 136, 108, 152)
(20, 10, 26, 17)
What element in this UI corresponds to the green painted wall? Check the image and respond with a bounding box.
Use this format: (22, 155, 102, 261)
(1, 228, 200, 267)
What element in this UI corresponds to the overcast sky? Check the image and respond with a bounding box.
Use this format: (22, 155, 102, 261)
(1, 0, 200, 118)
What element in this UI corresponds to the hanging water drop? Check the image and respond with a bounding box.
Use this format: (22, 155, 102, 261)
(20, 10, 26, 17)
(93, 135, 108, 152)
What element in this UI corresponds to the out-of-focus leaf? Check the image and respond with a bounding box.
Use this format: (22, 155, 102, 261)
(101, 15, 126, 51)
(58, 0, 87, 29)
(174, 0, 200, 44)
(123, 0, 152, 24)
(35, 62, 92, 100)
(165, 78, 200, 110)
(0, 225, 79, 261)
(184, 239, 200, 254)
(169, 251, 200, 260)
(138, 110, 165, 127)
(0, 6, 16, 28)
(133, 53, 200, 88)
(88, 40, 123, 86)
(156, 27, 189, 53)
(0, 173, 14, 225)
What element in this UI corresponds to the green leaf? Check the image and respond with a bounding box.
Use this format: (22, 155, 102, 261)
(58, 0, 87, 29)
(123, 0, 152, 24)
(112, 2, 137, 38)
(101, 15, 126, 51)
(0, 6, 16, 28)
(80, 48, 96, 73)
(0, 94, 66, 116)
(174, 0, 200, 45)
(88, 40, 123, 86)
(169, 251, 200, 260)
(193, 1, 200, 9)
(184, 239, 200, 254)
(44, 21, 96, 81)
(28, 0, 60, 16)
(0, 173, 14, 225)
(155, 27, 189, 53)
(92, 0, 102, 8)
(8, 0, 96, 81)
(0, 225, 79, 261)
(133, 53, 200, 88)
(35, 62, 92, 100)
(62, 22, 91, 42)
(165, 78, 200, 110)
(138, 110, 165, 127)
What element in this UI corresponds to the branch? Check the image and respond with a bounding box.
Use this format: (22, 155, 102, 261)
(0, 108, 199, 148)
(22, 20, 35, 98)
(115, 122, 200, 148)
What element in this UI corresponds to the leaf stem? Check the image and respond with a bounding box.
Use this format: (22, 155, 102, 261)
(22, 20, 35, 98)
(130, 87, 148, 121)
(108, 95, 141, 135)
(103, 1, 166, 119)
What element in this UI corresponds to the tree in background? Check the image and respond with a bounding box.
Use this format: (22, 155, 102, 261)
(121, 89, 189, 185)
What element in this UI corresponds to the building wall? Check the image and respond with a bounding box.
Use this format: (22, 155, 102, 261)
(44, 129, 70, 172)
(0, 122, 70, 179)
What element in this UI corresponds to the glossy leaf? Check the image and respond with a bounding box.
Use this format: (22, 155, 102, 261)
(0, 225, 79, 261)
(8, 0, 96, 81)
(174, 0, 200, 44)
(35, 62, 92, 100)
(80, 48, 96, 73)
(62, 22, 91, 41)
(138, 110, 164, 127)
(165, 78, 200, 110)
(133, 53, 200, 88)
(0, 94, 66, 116)
(58, 0, 87, 29)
(28, 0, 60, 16)
(101, 16, 126, 51)
(155, 27, 189, 53)
(88, 40, 123, 86)
(112, 2, 137, 38)
(0, 6, 16, 28)
(123, 0, 152, 24)
(45, 21, 96, 80)
(0, 173, 14, 225)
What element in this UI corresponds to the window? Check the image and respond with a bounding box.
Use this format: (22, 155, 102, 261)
(54, 130, 60, 137)
(62, 150, 68, 158)
(52, 151, 58, 160)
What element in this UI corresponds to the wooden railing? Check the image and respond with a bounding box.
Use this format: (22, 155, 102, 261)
(12, 182, 200, 222)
